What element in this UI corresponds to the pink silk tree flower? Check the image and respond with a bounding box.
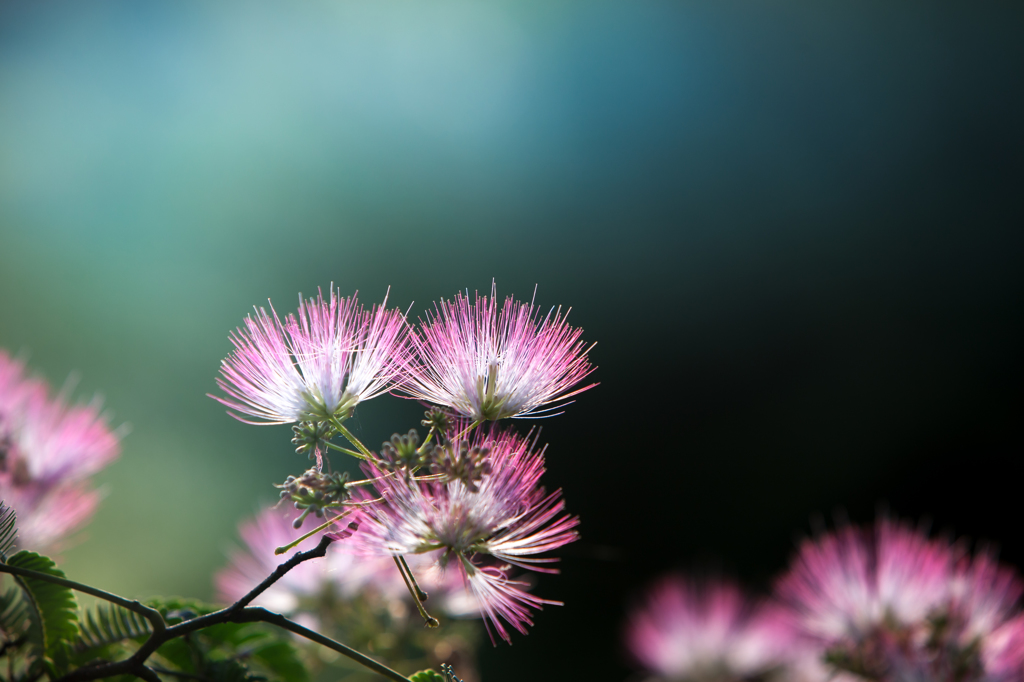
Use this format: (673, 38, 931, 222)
(400, 283, 596, 423)
(949, 552, 1024, 678)
(14, 382, 121, 488)
(3, 483, 100, 552)
(216, 506, 476, 621)
(776, 519, 954, 645)
(775, 518, 1024, 682)
(0, 349, 121, 552)
(212, 287, 411, 425)
(625, 576, 801, 682)
(347, 429, 579, 643)
(983, 615, 1024, 680)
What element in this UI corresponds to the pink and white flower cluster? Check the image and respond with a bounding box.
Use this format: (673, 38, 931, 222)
(0, 350, 121, 551)
(212, 287, 413, 426)
(212, 283, 594, 644)
(346, 429, 579, 643)
(626, 520, 1024, 682)
(212, 282, 595, 428)
(777, 518, 1024, 682)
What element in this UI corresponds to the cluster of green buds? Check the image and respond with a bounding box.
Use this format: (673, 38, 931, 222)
(420, 407, 451, 440)
(290, 420, 335, 459)
(276, 468, 351, 528)
(379, 430, 431, 471)
(430, 442, 492, 493)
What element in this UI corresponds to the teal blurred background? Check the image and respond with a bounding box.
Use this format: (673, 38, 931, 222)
(2, 2, 1023, 679)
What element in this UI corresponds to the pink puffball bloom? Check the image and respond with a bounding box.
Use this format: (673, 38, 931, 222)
(5, 483, 100, 553)
(625, 576, 798, 682)
(216, 506, 476, 622)
(775, 518, 1024, 681)
(401, 283, 596, 422)
(347, 429, 579, 643)
(0, 350, 121, 551)
(776, 519, 953, 644)
(212, 287, 411, 425)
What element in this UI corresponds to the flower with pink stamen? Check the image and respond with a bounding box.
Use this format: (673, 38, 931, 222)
(625, 576, 799, 682)
(776, 519, 953, 645)
(775, 518, 1024, 682)
(950, 551, 1024, 677)
(216, 506, 475, 620)
(0, 349, 121, 551)
(211, 287, 411, 425)
(348, 430, 579, 643)
(401, 283, 596, 422)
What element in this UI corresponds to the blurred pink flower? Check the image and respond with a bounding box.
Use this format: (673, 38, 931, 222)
(777, 519, 953, 644)
(216, 506, 475, 621)
(347, 429, 578, 643)
(212, 287, 411, 425)
(625, 576, 798, 681)
(775, 518, 1024, 681)
(0, 349, 121, 552)
(400, 283, 596, 422)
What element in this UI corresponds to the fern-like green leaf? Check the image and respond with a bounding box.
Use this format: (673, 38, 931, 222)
(0, 502, 18, 561)
(0, 586, 29, 644)
(7, 551, 79, 665)
(74, 603, 153, 654)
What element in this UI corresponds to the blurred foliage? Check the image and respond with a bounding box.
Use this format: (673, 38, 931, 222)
(274, 578, 479, 682)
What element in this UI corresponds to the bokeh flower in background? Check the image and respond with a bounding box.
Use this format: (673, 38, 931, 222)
(400, 283, 596, 423)
(217, 506, 482, 680)
(0, 349, 121, 551)
(776, 518, 1024, 681)
(624, 575, 807, 682)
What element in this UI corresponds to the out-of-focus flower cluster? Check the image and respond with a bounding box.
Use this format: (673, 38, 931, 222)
(211, 283, 595, 645)
(0, 350, 121, 552)
(625, 519, 1024, 682)
(217, 507, 481, 681)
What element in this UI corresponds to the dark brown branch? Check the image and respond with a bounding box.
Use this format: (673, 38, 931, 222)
(12, 535, 411, 682)
(0, 563, 166, 635)
(229, 535, 333, 611)
(133, 666, 162, 682)
(231, 607, 410, 682)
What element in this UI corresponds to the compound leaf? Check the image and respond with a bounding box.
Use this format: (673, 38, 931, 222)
(7, 550, 78, 672)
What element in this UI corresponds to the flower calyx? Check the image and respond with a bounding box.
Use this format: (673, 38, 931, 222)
(290, 420, 336, 459)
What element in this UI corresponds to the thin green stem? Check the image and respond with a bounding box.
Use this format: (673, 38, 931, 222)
(324, 440, 365, 459)
(392, 556, 438, 628)
(416, 426, 436, 455)
(332, 420, 377, 461)
(274, 510, 354, 556)
(397, 556, 428, 602)
(0, 563, 166, 634)
(346, 472, 394, 488)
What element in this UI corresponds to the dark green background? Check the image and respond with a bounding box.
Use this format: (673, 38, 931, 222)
(1, 2, 1022, 680)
